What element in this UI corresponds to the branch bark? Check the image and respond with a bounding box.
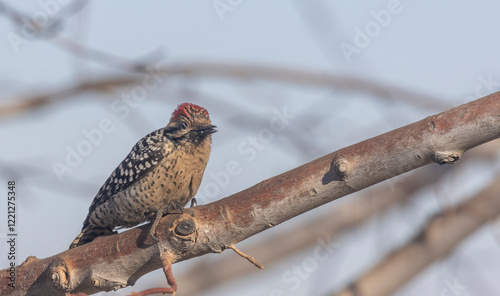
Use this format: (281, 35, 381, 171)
(331, 175, 500, 296)
(177, 140, 500, 295)
(177, 164, 453, 295)
(1, 92, 499, 296)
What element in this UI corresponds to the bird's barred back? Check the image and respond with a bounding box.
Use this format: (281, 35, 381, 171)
(83, 129, 171, 229)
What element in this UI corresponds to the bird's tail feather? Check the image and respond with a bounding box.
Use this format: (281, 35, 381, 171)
(69, 227, 115, 249)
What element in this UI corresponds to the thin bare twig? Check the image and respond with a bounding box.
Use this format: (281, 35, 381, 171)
(0, 62, 448, 117)
(0, 0, 89, 38)
(51, 35, 164, 72)
(0, 0, 157, 72)
(228, 244, 264, 269)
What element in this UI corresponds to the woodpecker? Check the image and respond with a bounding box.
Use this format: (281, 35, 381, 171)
(70, 103, 216, 249)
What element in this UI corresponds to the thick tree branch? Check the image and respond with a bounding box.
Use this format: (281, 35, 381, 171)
(177, 140, 500, 296)
(177, 141, 500, 295)
(1, 92, 499, 296)
(176, 165, 453, 295)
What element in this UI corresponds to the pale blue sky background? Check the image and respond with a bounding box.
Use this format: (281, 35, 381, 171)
(1, 1, 500, 295)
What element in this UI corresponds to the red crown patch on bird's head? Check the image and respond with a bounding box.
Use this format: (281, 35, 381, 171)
(170, 103, 209, 121)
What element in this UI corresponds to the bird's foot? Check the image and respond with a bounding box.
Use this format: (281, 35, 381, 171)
(190, 197, 197, 207)
(149, 231, 160, 243)
(170, 201, 184, 214)
(149, 211, 163, 243)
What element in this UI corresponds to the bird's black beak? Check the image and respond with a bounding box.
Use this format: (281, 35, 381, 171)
(196, 124, 217, 136)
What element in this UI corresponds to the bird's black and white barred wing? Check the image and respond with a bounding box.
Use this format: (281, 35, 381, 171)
(83, 130, 170, 228)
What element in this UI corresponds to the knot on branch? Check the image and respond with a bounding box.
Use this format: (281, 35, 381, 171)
(168, 214, 198, 253)
(335, 157, 352, 180)
(432, 151, 462, 165)
(49, 257, 72, 292)
(322, 155, 352, 185)
(175, 219, 196, 236)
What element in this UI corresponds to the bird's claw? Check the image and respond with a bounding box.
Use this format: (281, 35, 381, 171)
(171, 201, 184, 214)
(149, 231, 160, 243)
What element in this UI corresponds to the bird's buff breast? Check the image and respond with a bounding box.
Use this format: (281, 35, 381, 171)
(106, 145, 210, 227)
